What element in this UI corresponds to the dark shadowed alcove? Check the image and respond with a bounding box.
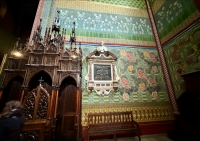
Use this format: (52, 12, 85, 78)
(0, 75, 23, 111)
(27, 71, 52, 94)
(57, 76, 78, 141)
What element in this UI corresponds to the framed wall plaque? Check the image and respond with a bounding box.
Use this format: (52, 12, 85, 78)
(85, 45, 120, 95)
(93, 64, 112, 81)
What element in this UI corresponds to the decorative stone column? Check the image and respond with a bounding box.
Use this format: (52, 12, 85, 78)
(145, 0, 179, 114)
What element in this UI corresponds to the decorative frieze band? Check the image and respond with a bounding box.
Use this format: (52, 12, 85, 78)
(65, 36, 156, 47)
(82, 102, 173, 126)
(55, 0, 148, 17)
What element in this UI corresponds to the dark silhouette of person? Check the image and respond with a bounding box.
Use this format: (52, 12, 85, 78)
(0, 100, 26, 141)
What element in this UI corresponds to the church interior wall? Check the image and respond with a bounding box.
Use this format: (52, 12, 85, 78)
(80, 44, 174, 123)
(2, 0, 200, 139)
(151, 0, 200, 98)
(47, 0, 156, 47)
(38, 0, 175, 136)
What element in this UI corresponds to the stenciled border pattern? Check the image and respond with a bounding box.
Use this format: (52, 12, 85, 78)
(55, 0, 148, 17)
(151, 0, 165, 14)
(69, 36, 156, 46)
(161, 10, 200, 44)
(87, 0, 146, 9)
(82, 102, 174, 125)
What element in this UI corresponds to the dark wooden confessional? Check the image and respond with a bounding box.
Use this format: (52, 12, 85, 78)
(0, 11, 82, 141)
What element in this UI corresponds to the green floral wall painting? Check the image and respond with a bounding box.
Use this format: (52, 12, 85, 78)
(55, 8, 153, 42)
(80, 45, 169, 104)
(154, 0, 198, 43)
(163, 22, 200, 98)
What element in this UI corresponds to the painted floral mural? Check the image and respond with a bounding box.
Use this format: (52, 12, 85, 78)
(163, 22, 200, 98)
(154, 0, 197, 39)
(54, 8, 153, 42)
(81, 45, 169, 104)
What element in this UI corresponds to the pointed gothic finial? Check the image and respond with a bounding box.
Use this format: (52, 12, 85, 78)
(14, 37, 21, 49)
(37, 19, 42, 33)
(52, 10, 60, 34)
(72, 22, 75, 35)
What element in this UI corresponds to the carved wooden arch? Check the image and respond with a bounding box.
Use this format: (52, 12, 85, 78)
(63, 49, 70, 57)
(24, 69, 52, 86)
(87, 50, 117, 60)
(23, 84, 50, 120)
(34, 42, 45, 51)
(47, 43, 57, 53)
(3, 74, 24, 87)
(59, 75, 78, 87)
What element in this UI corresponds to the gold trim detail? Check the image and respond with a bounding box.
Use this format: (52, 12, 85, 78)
(81, 102, 174, 126)
(161, 10, 200, 44)
(55, 0, 148, 17)
(151, 0, 165, 14)
(86, 0, 146, 9)
(0, 54, 7, 75)
(65, 35, 156, 47)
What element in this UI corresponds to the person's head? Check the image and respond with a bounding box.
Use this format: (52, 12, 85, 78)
(0, 100, 23, 118)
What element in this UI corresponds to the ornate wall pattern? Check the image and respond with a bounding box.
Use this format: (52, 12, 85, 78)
(55, 1, 148, 17)
(52, 1, 155, 46)
(87, 0, 146, 9)
(153, 0, 200, 44)
(150, 0, 165, 14)
(81, 45, 169, 104)
(82, 102, 174, 125)
(55, 7, 154, 46)
(36, 0, 174, 123)
(41, 0, 54, 36)
(163, 22, 200, 98)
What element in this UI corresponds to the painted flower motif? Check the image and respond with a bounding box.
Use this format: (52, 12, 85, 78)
(120, 78, 131, 89)
(128, 65, 134, 72)
(126, 53, 134, 62)
(147, 77, 157, 87)
(123, 93, 130, 101)
(136, 69, 146, 79)
(151, 91, 158, 100)
(152, 66, 158, 73)
(149, 53, 157, 63)
(120, 50, 126, 57)
(139, 83, 146, 91)
(143, 51, 150, 58)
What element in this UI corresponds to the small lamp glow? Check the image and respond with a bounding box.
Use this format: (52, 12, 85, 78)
(72, 54, 77, 59)
(12, 51, 23, 57)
